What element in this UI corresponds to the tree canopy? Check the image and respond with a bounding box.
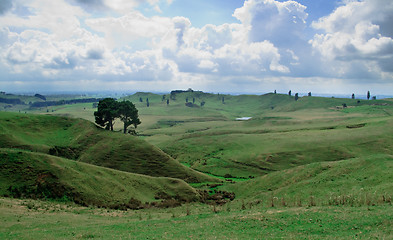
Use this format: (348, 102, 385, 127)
(94, 98, 118, 131)
(118, 101, 141, 134)
(94, 98, 141, 134)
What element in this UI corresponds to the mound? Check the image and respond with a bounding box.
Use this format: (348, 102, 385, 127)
(0, 112, 215, 183)
(224, 154, 393, 205)
(0, 149, 199, 208)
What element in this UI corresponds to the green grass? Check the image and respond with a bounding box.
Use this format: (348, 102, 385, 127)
(1, 92, 393, 238)
(0, 111, 215, 183)
(0, 149, 199, 207)
(223, 154, 393, 207)
(1, 197, 392, 239)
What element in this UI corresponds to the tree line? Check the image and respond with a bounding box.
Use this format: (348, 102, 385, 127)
(94, 98, 141, 134)
(31, 98, 102, 108)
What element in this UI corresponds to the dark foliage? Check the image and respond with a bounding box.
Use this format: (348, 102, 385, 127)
(34, 94, 46, 101)
(30, 98, 101, 108)
(94, 98, 118, 131)
(0, 98, 24, 105)
(118, 100, 141, 134)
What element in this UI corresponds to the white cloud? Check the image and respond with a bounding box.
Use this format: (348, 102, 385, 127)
(233, 0, 308, 46)
(0, 0, 87, 40)
(310, 0, 393, 77)
(0, 0, 392, 93)
(86, 12, 173, 49)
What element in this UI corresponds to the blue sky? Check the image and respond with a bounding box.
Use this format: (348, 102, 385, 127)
(0, 0, 392, 95)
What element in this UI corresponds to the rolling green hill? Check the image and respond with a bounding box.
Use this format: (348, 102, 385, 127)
(223, 154, 393, 206)
(1, 92, 393, 238)
(122, 92, 393, 179)
(0, 112, 216, 183)
(0, 149, 199, 208)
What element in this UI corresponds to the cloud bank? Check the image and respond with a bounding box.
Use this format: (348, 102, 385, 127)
(0, 0, 392, 94)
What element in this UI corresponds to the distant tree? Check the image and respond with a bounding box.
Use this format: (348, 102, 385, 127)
(139, 97, 143, 102)
(372, 96, 376, 100)
(200, 101, 205, 107)
(274, 90, 277, 94)
(146, 98, 149, 107)
(166, 99, 169, 105)
(352, 93, 355, 99)
(295, 93, 299, 101)
(94, 98, 118, 131)
(34, 93, 46, 101)
(193, 97, 195, 104)
(367, 91, 370, 100)
(186, 97, 188, 103)
(288, 90, 292, 96)
(162, 95, 166, 101)
(170, 92, 176, 100)
(308, 92, 312, 97)
(222, 96, 225, 104)
(118, 101, 141, 134)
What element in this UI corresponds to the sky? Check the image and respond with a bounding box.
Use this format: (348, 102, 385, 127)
(0, 0, 393, 95)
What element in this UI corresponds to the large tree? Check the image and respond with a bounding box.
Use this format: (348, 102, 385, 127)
(94, 98, 118, 131)
(118, 100, 141, 134)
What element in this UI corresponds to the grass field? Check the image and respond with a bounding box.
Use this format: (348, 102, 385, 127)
(1, 197, 392, 239)
(1, 92, 393, 238)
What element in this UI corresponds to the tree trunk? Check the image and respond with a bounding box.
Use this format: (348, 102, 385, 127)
(123, 122, 127, 134)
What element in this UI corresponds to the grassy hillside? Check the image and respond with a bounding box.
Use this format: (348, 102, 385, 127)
(223, 154, 393, 207)
(130, 93, 393, 178)
(1, 92, 393, 238)
(0, 149, 199, 207)
(161, 115, 393, 178)
(4, 93, 392, 180)
(0, 112, 215, 183)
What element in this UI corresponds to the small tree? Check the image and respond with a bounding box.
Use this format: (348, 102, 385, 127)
(222, 96, 225, 104)
(367, 91, 370, 100)
(193, 97, 195, 104)
(118, 101, 141, 134)
(139, 97, 143, 102)
(288, 90, 292, 96)
(94, 98, 118, 131)
(186, 97, 188, 103)
(352, 93, 355, 99)
(274, 90, 276, 94)
(167, 99, 169, 105)
(295, 93, 299, 101)
(146, 98, 149, 107)
(308, 92, 312, 97)
(162, 95, 166, 101)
